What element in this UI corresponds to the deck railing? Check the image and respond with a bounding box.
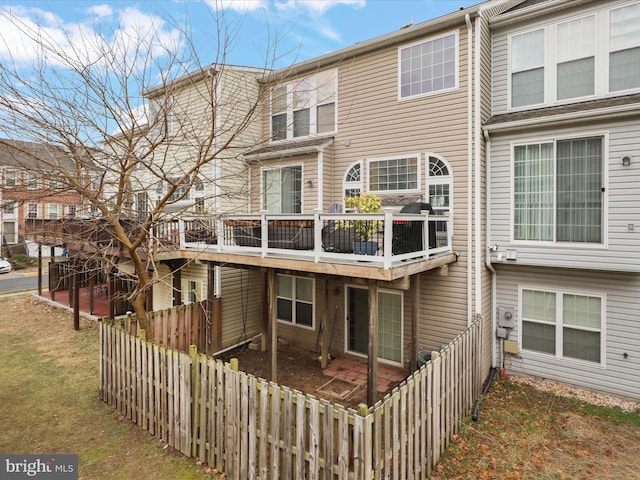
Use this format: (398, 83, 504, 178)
(178, 211, 452, 267)
(24, 211, 452, 266)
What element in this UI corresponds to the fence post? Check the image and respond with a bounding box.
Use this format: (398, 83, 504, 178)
(230, 358, 239, 372)
(189, 345, 199, 458)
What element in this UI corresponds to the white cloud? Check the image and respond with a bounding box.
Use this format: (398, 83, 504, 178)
(87, 5, 113, 18)
(275, 0, 365, 15)
(0, 5, 181, 72)
(211, 0, 268, 13)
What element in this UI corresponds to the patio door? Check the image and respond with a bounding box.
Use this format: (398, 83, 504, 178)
(346, 286, 403, 365)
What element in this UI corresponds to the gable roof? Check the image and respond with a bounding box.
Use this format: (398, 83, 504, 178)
(0, 139, 98, 172)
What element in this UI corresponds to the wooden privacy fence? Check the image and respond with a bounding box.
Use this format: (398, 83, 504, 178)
(100, 318, 483, 479)
(112, 300, 221, 355)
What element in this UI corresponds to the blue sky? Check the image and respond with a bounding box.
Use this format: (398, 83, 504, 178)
(0, 0, 479, 70)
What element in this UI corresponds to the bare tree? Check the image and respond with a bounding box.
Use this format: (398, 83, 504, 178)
(0, 5, 280, 330)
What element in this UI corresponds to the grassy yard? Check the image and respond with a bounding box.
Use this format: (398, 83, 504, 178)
(1, 294, 639, 479)
(0, 295, 219, 480)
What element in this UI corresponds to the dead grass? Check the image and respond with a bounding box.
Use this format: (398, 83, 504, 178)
(0, 295, 220, 480)
(431, 375, 640, 479)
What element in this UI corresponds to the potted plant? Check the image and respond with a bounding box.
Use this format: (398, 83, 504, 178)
(344, 193, 382, 255)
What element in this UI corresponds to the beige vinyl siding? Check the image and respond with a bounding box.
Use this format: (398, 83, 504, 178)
(488, 118, 640, 272)
(496, 265, 640, 400)
(220, 267, 262, 350)
(153, 263, 174, 311)
(217, 68, 265, 214)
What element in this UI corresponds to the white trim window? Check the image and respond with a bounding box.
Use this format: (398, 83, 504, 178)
(510, 28, 545, 107)
(47, 203, 59, 220)
(556, 16, 595, 100)
(343, 161, 362, 201)
(262, 165, 302, 213)
(520, 287, 604, 364)
(277, 274, 314, 329)
(270, 70, 337, 141)
(27, 203, 38, 219)
(4, 171, 16, 188)
(509, 3, 640, 109)
(368, 155, 420, 194)
(399, 31, 458, 99)
(513, 136, 603, 244)
(184, 280, 203, 304)
(27, 173, 38, 190)
(610, 2, 640, 92)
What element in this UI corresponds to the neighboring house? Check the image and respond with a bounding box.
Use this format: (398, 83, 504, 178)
(486, 0, 640, 399)
(0, 140, 95, 252)
(136, 64, 269, 352)
(169, 0, 522, 402)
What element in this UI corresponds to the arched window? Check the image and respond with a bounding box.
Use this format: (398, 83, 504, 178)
(426, 155, 452, 216)
(343, 161, 362, 202)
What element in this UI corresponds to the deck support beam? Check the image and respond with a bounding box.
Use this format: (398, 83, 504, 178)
(320, 277, 329, 369)
(411, 274, 420, 369)
(268, 269, 277, 382)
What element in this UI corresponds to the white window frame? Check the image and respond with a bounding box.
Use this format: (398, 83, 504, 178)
(398, 30, 459, 100)
(260, 164, 304, 213)
(183, 279, 203, 305)
(344, 285, 404, 367)
(4, 170, 16, 188)
(27, 173, 38, 190)
(510, 132, 608, 247)
(27, 203, 38, 219)
(270, 69, 338, 142)
(47, 203, 59, 220)
(276, 274, 315, 330)
(342, 160, 363, 206)
(507, 4, 640, 111)
(367, 154, 421, 195)
(518, 285, 606, 367)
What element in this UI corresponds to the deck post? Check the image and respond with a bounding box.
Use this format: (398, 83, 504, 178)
(37, 244, 42, 296)
(320, 277, 329, 369)
(411, 274, 420, 370)
(268, 269, 277, 382)
(367, 279, 379, 405)
(73, 258, 80, 330)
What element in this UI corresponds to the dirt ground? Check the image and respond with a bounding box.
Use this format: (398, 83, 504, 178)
(217, 342, 374, 408)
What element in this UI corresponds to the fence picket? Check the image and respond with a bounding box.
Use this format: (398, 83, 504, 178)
(99, 317, 483, 480)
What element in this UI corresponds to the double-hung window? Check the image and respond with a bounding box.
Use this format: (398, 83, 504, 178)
(47, 203, 58, 220)
(277, 274, 314, 328)
(369, 156, 419, 193)
(511, 29, 545, 107)
(399, 31, 458, 99)
(556, 16, 595, 100)
(4, 171, 16, 188)
(263, 165, 302, 213)
(270, 70, 337, 141)
(513, 136, 603, 243)
(610, 3, 640, 92)
(521, 288, 603, 364)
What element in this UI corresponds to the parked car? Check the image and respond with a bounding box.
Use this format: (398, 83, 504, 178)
(0, 258, 11, 274)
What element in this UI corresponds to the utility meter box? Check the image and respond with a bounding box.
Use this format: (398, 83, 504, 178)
(498, 307, 515, 329)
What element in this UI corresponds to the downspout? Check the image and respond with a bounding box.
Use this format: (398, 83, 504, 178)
(484, 129, 497, 370)
(465, 13, 473, 325)
(214, 73, 222, 298)
(474, 16, 483, 321)
(317, 147, 324, 210)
